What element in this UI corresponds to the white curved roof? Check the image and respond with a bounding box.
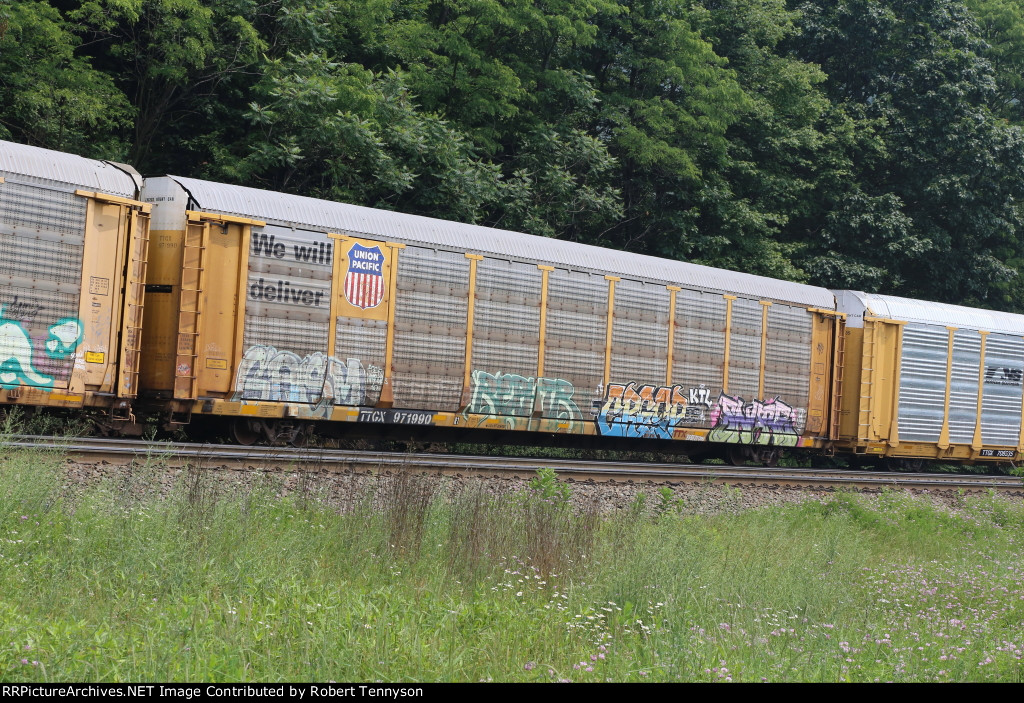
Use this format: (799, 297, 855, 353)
(836, 290, 1024, 335)
(0, 140, 138, 197)
(169, 175, 836, 308)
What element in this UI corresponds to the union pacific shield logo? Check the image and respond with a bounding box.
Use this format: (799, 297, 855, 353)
(345, 244, 386, 309)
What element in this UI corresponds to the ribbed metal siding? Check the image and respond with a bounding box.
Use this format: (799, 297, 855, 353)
(242, 317, 330, 360)
(245, 224, 333, 325)
(544, 269, 606, 416)
(0, 178, 89, 237)
(609, 280, 669, 386)
(236, 225, 333, 401)
(0, 178, 87, 387)
(335, 317, 387, 406)
(239, 223, 334, 401)
(763, 305, 812, 418)
(728, 298, 762, 402)
(898, 324, 949, 442)
(672, 289, 726, 414)
(392, 247, 468, 410)
(947, 330, 981, 445)
(471, 258, 541, 384)
(980, 334, 1023, 446)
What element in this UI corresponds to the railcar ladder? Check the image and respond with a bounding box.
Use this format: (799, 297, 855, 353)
(172, 220, 209, 415)
(116, 208, 151, 404)
(830, 322, 845, 440)
(857, 321, 876, 442)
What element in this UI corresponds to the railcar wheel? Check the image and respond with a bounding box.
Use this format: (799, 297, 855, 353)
(726, 446, 781, 467)
(231, 418, 261, 446)
(896, 458, 925, 472)
(727, 447, 750, 466)
(287, 423, 309, 447)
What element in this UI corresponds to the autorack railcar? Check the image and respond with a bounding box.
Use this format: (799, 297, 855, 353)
(834, 291, 1024, 464)
(0, 141, 150, 431)
(7, 138, 1024, 467)
(136, 173, 844, 457)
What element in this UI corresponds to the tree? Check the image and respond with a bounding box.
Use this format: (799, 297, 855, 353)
(965, 0, 1024, 124)
(790, 0, 1024, 307)
(0, 0, 131, 156)
(230, 54, 505, 222)
(70, 0, 263, 170)
(579, 0, 750, 258)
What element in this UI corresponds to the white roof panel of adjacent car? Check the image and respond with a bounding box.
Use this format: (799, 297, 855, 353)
(0, 140, 138, 197)
(168, 175, 836, 308)
(835, 290, 1024, 335)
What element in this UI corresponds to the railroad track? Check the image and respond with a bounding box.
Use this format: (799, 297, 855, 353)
(4, 435, 1023, 492)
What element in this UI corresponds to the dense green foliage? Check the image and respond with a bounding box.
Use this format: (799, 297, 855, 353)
(3, 0, 1024, 307)
(2, 451, 1024, 681)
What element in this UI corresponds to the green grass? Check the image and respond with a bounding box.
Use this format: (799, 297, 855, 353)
(1, 449, 1023, 682)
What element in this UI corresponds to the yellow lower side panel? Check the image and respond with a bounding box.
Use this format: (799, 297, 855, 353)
(1, 388, 84, 408)
(0, 387, 124, 409)
(192, 398, 826, 449)
(839, 440, 1017, 462)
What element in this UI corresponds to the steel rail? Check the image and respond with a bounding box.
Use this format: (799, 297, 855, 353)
(4, 435, 1023, 491)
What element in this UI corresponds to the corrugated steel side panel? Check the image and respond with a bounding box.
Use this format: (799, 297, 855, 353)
(392, 246, 468, 410)
(763, 304, 812, 420)
(728, 298, 762, 402)
(0, 179, 87, 389)
(544, 269, 606, 417)
(245, 224, 333, 324)
(980, 334, 1023, 446)
(170, 176, 835, 309)
(898, 324, 948, 442)
(334, 317, 387, 406)
(471, 258, 541, 390)
(948, 330, 981, 445)
(238, 318, 331, 402)
(236, 222, 334, 403)
(672, 289, 727, 423)
(609, 279, 669, 386)
(0, 140, 137, 197)
(0, 179, 89, 237)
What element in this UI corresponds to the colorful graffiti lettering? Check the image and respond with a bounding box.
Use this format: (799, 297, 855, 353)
(0, 304, 83, 390)
(233, 344, 383, 411)
(45, 318, 84, 358)
(465, 370, 583, 431)
(707, 393, 800, 447)
(597, 382, 700, 439)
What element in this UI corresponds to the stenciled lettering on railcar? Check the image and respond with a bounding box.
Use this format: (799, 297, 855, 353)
(980, 449, 1015, 458)
(357, 409, 434, 425)
(345, 244, 386, 309)
(248, 231, 332, 308)
(983, 366, 1023, 387)
(251, 232, 333, 266)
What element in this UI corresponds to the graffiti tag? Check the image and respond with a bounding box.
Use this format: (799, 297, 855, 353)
(707, 393, 800, 447)
(233, 344, 383, 412)
(0, 303, 83, 390)
(465, 370, 583, 431)
(596, 382, 714, 439)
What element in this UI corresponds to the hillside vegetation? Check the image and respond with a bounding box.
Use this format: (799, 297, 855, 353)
(3, 0, 1024, 308)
